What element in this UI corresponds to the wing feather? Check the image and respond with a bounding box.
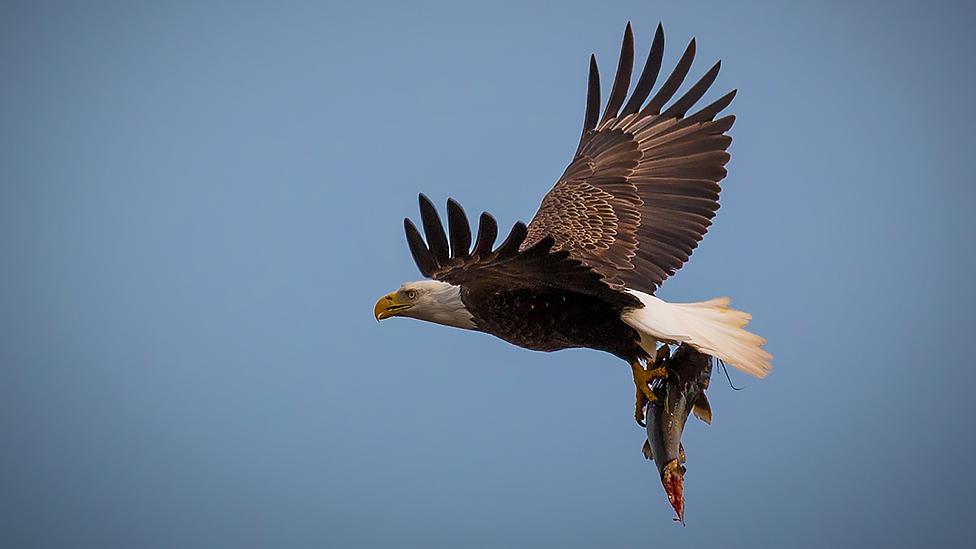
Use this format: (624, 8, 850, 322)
(660, 61, 720, 119)
(600, 23, 634, 125)
(405, 198, 638, 307)
(446, 198, 472, 259)
(524, 24, 736, 294)
(472, 212, 498, 257)
(419, 194, 450, 264)
(404, 218, 437, 277)
(581, 55, 601, 140)
(643, 38, 695, 115)
(620, 23, 665, 117)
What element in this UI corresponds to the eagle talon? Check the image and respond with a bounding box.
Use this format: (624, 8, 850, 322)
(632, 361, 668, 425)
(635, 389, 649, 426)
(646, 366, 668, 381)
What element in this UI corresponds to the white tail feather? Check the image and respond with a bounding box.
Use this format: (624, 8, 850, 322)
(621, 290, 772, 378)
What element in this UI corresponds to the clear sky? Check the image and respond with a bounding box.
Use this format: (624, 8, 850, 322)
(2, 1, 975, 547)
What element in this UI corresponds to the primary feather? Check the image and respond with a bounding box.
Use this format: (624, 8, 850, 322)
(524, 23, 737, 296)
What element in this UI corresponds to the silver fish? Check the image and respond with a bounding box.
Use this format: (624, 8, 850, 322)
(642, 343, 713, 524)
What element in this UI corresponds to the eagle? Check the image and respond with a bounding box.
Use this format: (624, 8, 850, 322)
(373, 22, 771, 425)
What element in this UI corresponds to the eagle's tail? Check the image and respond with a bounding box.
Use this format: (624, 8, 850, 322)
(621, 290, 772, 378)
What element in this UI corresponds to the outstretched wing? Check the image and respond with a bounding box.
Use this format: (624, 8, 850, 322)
(523, 23, 736, 294)
(404, 194, 639, 308)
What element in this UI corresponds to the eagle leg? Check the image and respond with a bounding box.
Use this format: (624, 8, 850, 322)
(634, 380, 650, 426)
(631, 359, 669, 426)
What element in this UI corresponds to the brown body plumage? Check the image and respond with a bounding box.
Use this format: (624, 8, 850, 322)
(461, 286, 642, 359)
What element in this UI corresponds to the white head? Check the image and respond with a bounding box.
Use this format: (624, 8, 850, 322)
(373, 280, 476, 330)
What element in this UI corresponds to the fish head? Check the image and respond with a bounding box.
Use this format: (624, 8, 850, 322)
(661, 459, 686, 525)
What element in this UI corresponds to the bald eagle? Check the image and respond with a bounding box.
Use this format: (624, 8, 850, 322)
(374, 23, 771, 424)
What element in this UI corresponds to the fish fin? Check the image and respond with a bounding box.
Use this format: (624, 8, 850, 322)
(642, 439, 654, 461)
(679, 443, 686, 464)
(692, 393, 713, 424)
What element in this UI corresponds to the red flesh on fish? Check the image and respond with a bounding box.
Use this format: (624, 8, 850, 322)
(662, 460, 685, 525)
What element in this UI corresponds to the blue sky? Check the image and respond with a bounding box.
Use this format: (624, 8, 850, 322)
(2, 1, 975, 547)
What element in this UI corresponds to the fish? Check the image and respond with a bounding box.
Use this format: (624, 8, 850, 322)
(641, 343, 714, 524)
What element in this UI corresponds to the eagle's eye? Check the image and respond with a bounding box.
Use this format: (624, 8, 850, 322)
(405, 289, 418, 300)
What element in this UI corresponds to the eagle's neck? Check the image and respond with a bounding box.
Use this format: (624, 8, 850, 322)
(411, 281, 477, 330)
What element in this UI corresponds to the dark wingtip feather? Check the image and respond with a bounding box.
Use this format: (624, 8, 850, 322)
(472, 212, 498, 256)
(600, 22, 634, 124)
(494, 222, 528, 259)
(582, 55, 601, 136)
(685, 88, 737, 124)
(446, 198, 472, 259)
(521, 234, 556, 258)
(660, 60, 721, 119)
(418, 193, 450, 264)
(708, 113, 736, 134)
(621, 22, 666, 116)
(404, 218, 437, 277)
(644, 37, 696, 115)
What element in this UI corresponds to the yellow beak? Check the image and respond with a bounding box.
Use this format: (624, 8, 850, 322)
(374, 291, 410, 320)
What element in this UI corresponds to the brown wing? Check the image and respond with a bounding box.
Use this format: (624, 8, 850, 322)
(404, 194, 639, 308)
(523, 23, 737, 294)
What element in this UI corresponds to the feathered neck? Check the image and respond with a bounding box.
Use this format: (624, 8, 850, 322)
(403, 280, 476, 330)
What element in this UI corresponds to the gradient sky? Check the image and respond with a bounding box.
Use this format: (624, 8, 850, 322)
(2, 1, 975, 547)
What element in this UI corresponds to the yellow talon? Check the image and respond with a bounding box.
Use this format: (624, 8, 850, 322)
(646, 366, 668, 379)
(632, 360, 668, 425)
